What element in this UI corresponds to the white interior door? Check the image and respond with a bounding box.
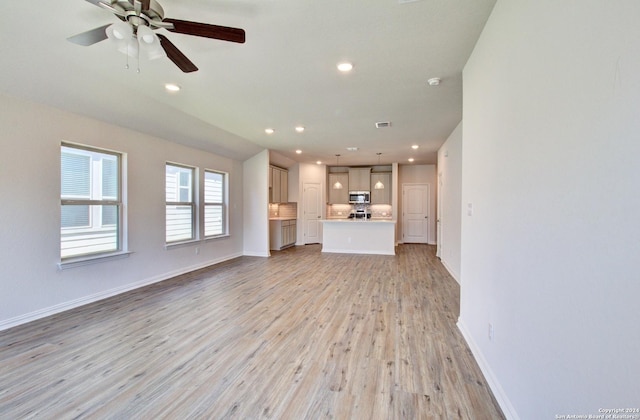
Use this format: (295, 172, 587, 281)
(402, 184, 429, 243)
(303, 182, 322, 244)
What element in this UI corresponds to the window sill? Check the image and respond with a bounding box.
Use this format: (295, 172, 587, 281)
(165, 239, 199, 250)
(57, 251, 133, 270)
(165, 234, 230, 250)
(204, 233, 230, 242)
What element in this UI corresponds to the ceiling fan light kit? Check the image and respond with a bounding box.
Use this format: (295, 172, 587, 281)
(69, 0, 246, 73)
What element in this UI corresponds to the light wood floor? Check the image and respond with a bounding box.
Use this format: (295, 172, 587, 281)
(0, 244, 504, 419)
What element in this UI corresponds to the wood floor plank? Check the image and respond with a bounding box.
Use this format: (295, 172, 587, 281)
(0, 244, 504, 419)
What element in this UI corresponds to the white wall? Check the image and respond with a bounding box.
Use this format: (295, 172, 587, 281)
(398, 164, 437, 244)
(437, 122, 462, 282)
(459, 1, 640, 418)
(242, 150, 270, 257)
(0, 93, 245, 329)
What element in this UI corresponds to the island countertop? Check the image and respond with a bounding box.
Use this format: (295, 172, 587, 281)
(320, 219, 396, 255)
(321, 218, 395, 223)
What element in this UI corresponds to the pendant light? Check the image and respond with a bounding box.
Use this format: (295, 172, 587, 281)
(332, 154, 343, 190)
(374, 153, 385, 190)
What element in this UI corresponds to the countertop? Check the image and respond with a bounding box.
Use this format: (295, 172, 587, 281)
(321, 219, 395, 223)
(269, 217, 297, 221)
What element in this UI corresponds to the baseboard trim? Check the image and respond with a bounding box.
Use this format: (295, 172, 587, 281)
(0, 253, 243, 332)
(457, 319, 520, 420)
(440, 259, 460, 284)
(242, 251, 270, 257)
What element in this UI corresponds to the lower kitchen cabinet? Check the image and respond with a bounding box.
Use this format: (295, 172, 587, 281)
(269, 219, 297, 250)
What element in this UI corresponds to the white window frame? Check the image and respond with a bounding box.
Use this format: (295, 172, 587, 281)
(60, 143, 123, 262)
(166, 163, 197, 244)
(204, 169, 228, 238)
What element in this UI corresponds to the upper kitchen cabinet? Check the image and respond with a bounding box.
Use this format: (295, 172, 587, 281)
(328, 173, 349, 204)
(371, 172, 391, 204)
(269, 165, 288, 203)
(348, 167, 371, 191)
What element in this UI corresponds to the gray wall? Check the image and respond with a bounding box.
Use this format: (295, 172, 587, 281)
(0, 93, 245, 329)
(437, 122, 462, 282)
(459, 1, 640, 418)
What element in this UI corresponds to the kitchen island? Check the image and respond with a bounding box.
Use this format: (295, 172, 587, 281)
(320, 219, 396, 255)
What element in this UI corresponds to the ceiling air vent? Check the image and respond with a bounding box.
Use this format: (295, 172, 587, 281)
(375, 121, 391, 128)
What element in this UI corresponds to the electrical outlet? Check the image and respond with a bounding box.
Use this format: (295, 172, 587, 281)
(195, 247, 200, 255)
(488, 323, 494, 341)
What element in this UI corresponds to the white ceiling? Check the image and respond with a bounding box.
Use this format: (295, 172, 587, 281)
(0, 0, 495, 167)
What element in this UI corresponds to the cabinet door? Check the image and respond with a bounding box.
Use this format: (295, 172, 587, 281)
(328, 173, 349, 204)
(371, 173, 391, 204)
(348, 168, 359, 190)
(281, 223, 289, 247)
(290, 221, 296, 245)
(271, 167, 281, 203)
(349, 168, 371, 191)
(360, 168, 371, 191)
(269, 220, 282, 250)
(280, 169, 288, 203)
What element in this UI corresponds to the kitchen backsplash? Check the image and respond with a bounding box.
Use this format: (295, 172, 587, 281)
(326, 204, 393, 219)
(269, 202, 297, 219)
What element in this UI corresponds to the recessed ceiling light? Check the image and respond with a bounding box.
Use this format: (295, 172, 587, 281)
(427, 77, 441, 86)
(265, 128, 275, 134)
(337, 62, 353, 72)
(346, 147, 358, 151)
(316, 160, 322, 165)
(295, 149, 302, 154)
(295, 126, 305, 133)
(412, 144, 419, 150)
(408, 158, 415, 162)
(164, 83, 180, 92)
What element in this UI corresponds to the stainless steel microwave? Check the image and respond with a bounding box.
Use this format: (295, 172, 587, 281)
(349, 191, 370, 204)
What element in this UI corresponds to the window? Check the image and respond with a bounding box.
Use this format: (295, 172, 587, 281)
(61, 144, 121, 259)
(204, 170, 227, 237)
(166, 163, 195, 243)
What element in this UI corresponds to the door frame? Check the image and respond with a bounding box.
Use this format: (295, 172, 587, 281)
(436, 172, 443, 257)
(401, 183, 430, 244)
(302, 181, 322, 244)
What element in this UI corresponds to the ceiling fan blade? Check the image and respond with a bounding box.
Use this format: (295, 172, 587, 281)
(163, 18, 245, 44)
(67, 24, 111, 46)
(97, 1, 126, 18)
(83, 0, 108, 6)
(157, 34, 198, 73)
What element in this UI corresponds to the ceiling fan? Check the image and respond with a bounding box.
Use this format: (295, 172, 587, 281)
(67, 0, 245, 73)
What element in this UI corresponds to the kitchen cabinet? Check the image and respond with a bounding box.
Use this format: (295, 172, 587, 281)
(269, 165, 288, 203)
(348, 167, 371, 191)
(370, 172, 391, 204)
(270, 219, 297, 250)
(328, 173, 349, 204)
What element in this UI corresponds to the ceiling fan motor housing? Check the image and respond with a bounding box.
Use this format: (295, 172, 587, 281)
(111, 0, 165, 29)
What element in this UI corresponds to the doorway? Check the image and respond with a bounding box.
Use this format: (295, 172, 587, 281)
(402, 183, 429, 243)
(303, 182, 322, 244)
